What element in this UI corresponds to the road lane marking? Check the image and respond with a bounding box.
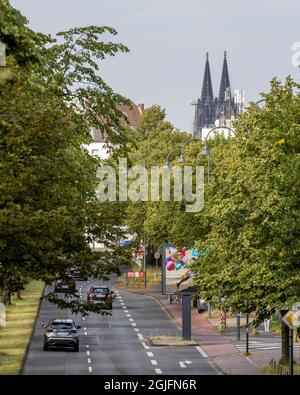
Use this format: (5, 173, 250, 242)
(86, 345, 89, 348)
(179, 360, 192, 368)
(124, 310, 129, 313)
(147, 352, 154, 357)
(82, 317, 85, 321)
(137, 333, 144, 340)
(129, 318, 134, 322)
(84, 332, 87, 335)
(87, 358, 91, 364)
(87, 351, 90, 356)
(246, 356, 259, 368)
(151, 360, 158, 366)
(134, 328, 140, 332)
(88, 367, 92, 373)
(131, 323, 137, 327)
(84, 327, 87, 331)
(142, 342, 150, 349)
(155, 369, 162, 374)
(196, 346, 208, 358)
(126, 314, 131, 317)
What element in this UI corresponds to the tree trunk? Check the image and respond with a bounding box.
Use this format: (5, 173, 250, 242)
(280, 309, 289, 364)
(1, 290, 12, 306)
(17, 291, 22, 300)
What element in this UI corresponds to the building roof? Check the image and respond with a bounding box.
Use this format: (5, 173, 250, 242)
(91, 102, 144, 143)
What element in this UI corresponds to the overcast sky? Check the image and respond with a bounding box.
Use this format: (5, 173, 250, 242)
(11, 0, 300, 132)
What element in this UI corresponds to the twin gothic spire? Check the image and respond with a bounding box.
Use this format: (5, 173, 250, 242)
(193, 52, 235, 138)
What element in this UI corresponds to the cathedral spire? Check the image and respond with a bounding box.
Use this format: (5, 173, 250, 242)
(201, 52, 214, 103)
(218, 51, 231, 103)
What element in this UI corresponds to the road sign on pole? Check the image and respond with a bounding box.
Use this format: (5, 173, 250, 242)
(281, 302, 300, 375)
(282, 303, 300, 329)
(154, 251, 160, 260)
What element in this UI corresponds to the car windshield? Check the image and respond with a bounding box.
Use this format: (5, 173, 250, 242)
(93, 288, 107, 294)
(50, 322, 73, 330)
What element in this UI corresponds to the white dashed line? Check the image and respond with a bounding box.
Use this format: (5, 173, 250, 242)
(126, 314, 131, 317)
(147, 352, 154, 357)
(87, 358, 91, 364)
(88, 367, 92, 373)
(134, 328, 140, 332)
(131, 323, 137, 327)
(86, 351, 90, 356)
(124, 310, 129, 313)
(129, 318, 134, 322)
(86, 345, 89, 348)
(155, 369, 162, 374)
(142, 342, 150, 350)
(84, 332, 87, 336)
(83, 327, 87, 331)
(195, 346, 208, 358)
(82, 317, 85, 321)
(151, 360, 158, 366)
(137, 333, 144, 340)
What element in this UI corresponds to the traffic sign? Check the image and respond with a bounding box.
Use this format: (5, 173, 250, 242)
(154, 251, 160, 260)
(282, 303, 300, 329)
(127, 271, 145, 278)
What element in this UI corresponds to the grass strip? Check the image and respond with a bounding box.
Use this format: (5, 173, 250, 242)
(0, 280, 44, 375)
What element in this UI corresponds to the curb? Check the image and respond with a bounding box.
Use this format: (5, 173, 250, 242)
(19, 283, 46, 375)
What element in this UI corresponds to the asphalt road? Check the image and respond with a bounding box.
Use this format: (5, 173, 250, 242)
(22, 276, 217, 375)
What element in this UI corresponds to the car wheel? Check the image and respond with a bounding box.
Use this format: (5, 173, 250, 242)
(43, 342, 48, 351)
(74, 343, 79, 352)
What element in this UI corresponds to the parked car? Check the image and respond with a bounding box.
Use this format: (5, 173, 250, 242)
(42, 319, 80, 351)
(86, 286, 113, 309)
(54, 275, 76, 293)
(197, 299, 209, 313)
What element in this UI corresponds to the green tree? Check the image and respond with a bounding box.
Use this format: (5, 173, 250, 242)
(193, 77, 300, 361)
(0, 2, 130, 313)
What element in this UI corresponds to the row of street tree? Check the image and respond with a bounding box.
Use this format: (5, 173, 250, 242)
(0, 0, 130, 313)
(123, 80, 300, 361)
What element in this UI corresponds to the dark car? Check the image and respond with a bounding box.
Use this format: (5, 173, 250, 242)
(197, 298, 209, 313)
(42, 319, 81, 351)
(86, 286, 113, 309)
(54, 275, 76, 293)
(68, 267, 88, 281)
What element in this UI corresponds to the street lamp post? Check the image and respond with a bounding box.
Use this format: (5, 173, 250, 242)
(143, 235, 147, 287)
(163, 148, 181, 170)
(200, 126, 236, 183)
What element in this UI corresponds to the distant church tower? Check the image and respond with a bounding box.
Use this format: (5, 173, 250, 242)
(216, 51, 235, 125)
(192, 52, 237, 139)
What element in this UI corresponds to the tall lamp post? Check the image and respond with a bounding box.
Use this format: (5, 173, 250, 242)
(199, 126, 236, 184)
(163, 148, 181, 170)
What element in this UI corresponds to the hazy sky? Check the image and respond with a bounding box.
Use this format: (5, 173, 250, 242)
(11, 0, 300, 132)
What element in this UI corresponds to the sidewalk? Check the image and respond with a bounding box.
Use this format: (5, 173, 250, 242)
(117, 284, 282, 375)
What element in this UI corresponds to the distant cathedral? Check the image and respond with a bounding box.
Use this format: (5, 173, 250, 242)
(192, 52, 244, 139)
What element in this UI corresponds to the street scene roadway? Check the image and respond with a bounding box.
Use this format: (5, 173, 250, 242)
(22, 276, 217, 375)
(1, 0, 300, 379)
